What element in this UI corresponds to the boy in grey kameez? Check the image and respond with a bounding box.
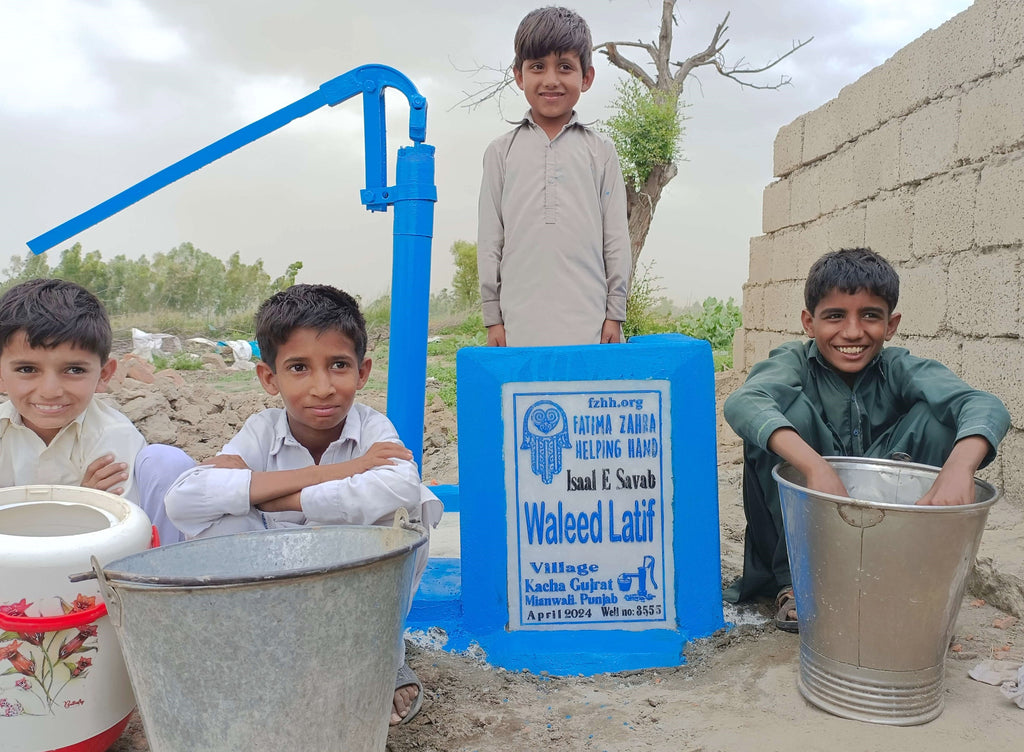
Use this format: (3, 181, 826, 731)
(477, 6, 631, 347)
(723, 248, 1010, 631)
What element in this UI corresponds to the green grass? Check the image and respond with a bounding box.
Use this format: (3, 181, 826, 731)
(426, 361, 458, 408)
(202, 369, 263, 393)
(424, 330, 485, 409)
(117, 288, 740, 412)
(152, 351, 204, 371)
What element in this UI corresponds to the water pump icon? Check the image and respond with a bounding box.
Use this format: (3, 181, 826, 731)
(616, 556, 658, 602)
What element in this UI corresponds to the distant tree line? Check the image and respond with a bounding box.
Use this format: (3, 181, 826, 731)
(1, 242, 302, 317)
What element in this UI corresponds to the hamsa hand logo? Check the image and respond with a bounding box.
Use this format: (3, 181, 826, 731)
(520, 400, 571, 484)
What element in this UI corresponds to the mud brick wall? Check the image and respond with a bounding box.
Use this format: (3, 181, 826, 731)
(734, 0, 1024, 506)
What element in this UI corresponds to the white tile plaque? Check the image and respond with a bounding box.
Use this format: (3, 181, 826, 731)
(503, 380, 675, 631)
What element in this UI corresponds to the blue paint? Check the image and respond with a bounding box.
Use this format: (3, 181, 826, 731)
(407, 334, 724, 675)
(431, 484, 460, 513)
(26, 64, 435, 467)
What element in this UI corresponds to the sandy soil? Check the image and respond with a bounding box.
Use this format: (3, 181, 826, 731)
(103, 363, 1023, 752)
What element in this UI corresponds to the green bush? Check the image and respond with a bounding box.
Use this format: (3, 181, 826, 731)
(675, 296, 743, 370)
(151, 352, 204, 371)
(624, 262, 675, 339)
(436, 310, 485, 338)
(601, 77, 684, 191)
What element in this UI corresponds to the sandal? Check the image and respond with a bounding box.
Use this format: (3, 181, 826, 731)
(391, 662, 423, 726)
(775, 586, 799, 633)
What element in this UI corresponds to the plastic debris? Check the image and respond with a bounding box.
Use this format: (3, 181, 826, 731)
(131, 328, 182, 361)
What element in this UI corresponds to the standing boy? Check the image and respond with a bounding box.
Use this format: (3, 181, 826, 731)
(723, 248, 1010, 631)
(164, 283, 442, 726)
(0, 278, 193, 544)
(478, 5, 631, 347)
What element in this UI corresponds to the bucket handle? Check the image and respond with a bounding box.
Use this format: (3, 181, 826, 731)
(393, 506, 426, 536)
(837, 504, 886, 528)
(90, 555, 123, 628)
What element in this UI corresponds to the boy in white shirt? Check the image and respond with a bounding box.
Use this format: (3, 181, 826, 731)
(165, 283, 441, 726)
(0, 278, 193, 544)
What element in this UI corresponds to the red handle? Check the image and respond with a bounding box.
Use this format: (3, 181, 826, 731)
(0, 603, 107, 632)
(0, 525, 161, 633)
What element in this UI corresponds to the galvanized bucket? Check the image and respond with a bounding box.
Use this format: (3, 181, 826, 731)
(87, 513, 426, 751)
(774, 457, 999, 725)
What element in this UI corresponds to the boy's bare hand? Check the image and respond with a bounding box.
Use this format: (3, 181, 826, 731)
(82, 455, 129, 495)
(600, 319, 623, 343)
(804, 462, 850, 498)
(486, 323, 507, 347)
(355, 442, 413, 473)
(916, 435, 988, 506)
(201, 454, 250, 470)
(767, 428, 850, 498)
(916, 471, 976, 506)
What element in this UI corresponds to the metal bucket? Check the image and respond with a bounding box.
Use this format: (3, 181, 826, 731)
(88, 514, 426, 752)
(774, 457, 999, 725)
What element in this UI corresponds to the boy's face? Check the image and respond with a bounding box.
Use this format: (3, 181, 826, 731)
(801, 288, 901, 380)
(0, 331, 115, 444)
(256, 327, 371, 451)
(514, 50, 595, 134)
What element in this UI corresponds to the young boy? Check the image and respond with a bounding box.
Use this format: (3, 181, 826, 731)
(723, 248, 1010, 631)
(477, 5, 631, 347)
(164, 283, 442, 726)
(0, 278, 193, 544)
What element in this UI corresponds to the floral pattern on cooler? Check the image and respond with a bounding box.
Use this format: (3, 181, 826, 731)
(0, 595, 101, 716)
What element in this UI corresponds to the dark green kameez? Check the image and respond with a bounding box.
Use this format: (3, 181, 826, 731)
(723, 340, 1010, 603)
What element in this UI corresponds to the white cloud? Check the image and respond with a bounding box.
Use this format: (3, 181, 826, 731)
(839, 0, 973, 53)
(0, 0, 185, 116)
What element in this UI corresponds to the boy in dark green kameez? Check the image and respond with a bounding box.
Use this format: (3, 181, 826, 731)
(723, 248, 1010, 631)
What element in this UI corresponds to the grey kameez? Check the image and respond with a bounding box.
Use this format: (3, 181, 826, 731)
(477, 111, 631, 347)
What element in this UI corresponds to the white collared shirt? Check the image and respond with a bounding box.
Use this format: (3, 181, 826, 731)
(0, 397, 146, 501)
(165, 402, 441, 539)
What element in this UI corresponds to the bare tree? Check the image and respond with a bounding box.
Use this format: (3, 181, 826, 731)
(596, 1, 811, 272)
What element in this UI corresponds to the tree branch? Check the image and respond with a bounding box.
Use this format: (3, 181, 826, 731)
(671, 11, 730, 87)
(708, 37, 814, 90)
(449, 60, 516, 112)
(665, 12, 813, 91)
(593, 42, 656, 89)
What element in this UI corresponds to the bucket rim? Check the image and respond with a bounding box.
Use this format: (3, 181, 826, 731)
(96, 523, 427, 589)
(772, 455, 1001, 513)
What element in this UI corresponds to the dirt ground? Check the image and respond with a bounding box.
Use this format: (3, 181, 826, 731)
(103, 363, 1023, 751)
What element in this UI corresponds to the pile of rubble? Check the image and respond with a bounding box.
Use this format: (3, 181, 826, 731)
(103, 353, 280, 460)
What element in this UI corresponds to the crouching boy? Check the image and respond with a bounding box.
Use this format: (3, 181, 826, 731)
(165, 283, 442, 725)
(723, 248, 1010, 632)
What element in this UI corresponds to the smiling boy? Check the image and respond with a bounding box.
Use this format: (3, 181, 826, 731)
(0, 278, 194, 544)
(477, 5, 631, 347)
(164, 283, 441, 725)
(723, 248, 1010, 631)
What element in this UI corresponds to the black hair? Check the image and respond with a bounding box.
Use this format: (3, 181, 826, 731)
(0, 278, 112, 362)
(255, 284, 367, 371)
(513, 6, 593, 72)
(804, 248, 900, 314)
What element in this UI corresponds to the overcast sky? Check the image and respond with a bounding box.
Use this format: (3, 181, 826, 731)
(0, 0, 973, 308)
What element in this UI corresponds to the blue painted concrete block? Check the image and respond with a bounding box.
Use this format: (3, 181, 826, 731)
(409, 334, 724, 674)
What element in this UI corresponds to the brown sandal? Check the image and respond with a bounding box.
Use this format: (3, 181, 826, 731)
(775, 586, 799, 633)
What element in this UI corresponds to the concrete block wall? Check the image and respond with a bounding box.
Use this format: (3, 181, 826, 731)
(737, 0, 1024, 506)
